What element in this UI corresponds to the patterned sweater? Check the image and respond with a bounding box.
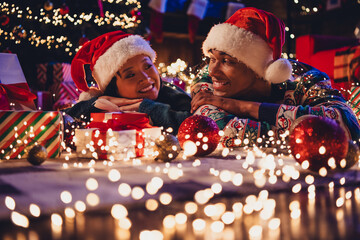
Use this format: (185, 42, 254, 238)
(191, 60, 360, 147)
(65, 80, 191, 134)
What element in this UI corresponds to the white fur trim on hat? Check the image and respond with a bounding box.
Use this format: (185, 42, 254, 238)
(202, 23, 292, 83)
(92, 35, 156, 92)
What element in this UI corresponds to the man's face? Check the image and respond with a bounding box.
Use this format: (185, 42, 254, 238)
(208, 49, 258, 98)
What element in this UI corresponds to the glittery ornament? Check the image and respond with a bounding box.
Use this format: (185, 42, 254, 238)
(0, 14, 10, 26)
(59, 3, 70, 15)
(178, 115, 220, 156)
(153, 134, 181, 162)
(339, 141, 359, 170)
(63, 114, 82, 150)
(12, 25, 27, 40)
(44, 1, 54, 11)
(27, 145, 47, 165)
(289, 115, 348, 171)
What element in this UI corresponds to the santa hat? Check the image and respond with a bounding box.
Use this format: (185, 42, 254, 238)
(202, 7, 292, 83)
(71, 30, 156, 101)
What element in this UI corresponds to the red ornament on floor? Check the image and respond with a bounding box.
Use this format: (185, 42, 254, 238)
(177, 115, 220, 156)
(289, 115, 349, 172)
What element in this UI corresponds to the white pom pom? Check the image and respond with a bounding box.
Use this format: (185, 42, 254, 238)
(264, 58, 292, 83)
(78, 88, 103, 102)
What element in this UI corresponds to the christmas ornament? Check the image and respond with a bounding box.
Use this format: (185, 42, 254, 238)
(12, 25, 27, 40)
(63, 114, 82, 150)
(59, 3, 70, 15)
(27, 145, 47, 165)
(44, 1, 54, 11)
(131, 9, 142, 21)
(340, 141, 359, 170)
(0, 14, 10, 26)
(289, 115, 349, 172)
(153, 134, 181, 162)
(178, 115, 220, 156)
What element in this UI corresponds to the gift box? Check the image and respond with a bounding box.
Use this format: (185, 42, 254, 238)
(74, 112, 162, 160)
(0, 53, 37, 110)
(36, 62, 73, 91)
(53, 81, 81, 110)
(0, 111, 63, 159)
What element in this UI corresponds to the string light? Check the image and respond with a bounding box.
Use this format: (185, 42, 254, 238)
(0, 1, 141, 55)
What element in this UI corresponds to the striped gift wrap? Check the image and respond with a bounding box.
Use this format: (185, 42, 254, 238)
(0, 111, 63, 159)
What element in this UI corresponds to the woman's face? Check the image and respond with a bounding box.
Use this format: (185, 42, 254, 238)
(116, 54, 160, 100)
(208, 49, 258, 98)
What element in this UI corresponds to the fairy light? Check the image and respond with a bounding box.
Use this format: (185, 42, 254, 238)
(118, 183, 132, 197)
(145, 199, 158, 211)
(86, 178, 99, 191)
(111, 204, 128, 219)
(64, 208, 75, 218)
(159, 193, 173, 205)
(192, 218, 206, 231)
(29, 204, 41, 217)
(175, 213, 187, 225)
(185, 202, 198, 214)
(0, 1, 142, 55)
(11, 211, 29, 228)
(163, 215, 176, 228)
(51, 213, 63, 226)
(131, 186, 145, 200)
(118, 217, 132, 230)
(86, 193, 100, 206)
(74, 201, 86, 212)
(5, 196, 16, 210)
(108, 169, 121, 182)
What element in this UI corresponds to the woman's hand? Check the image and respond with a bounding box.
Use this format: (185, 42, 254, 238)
(98, 96, 143, 112)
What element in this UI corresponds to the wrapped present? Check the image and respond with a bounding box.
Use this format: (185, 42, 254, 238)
(0, 53, 37, 110)
(53, 81, 81, 110)
(0, 111, 62, 159)
(36, 62, 73, 91)
(74, 112, 162, 160)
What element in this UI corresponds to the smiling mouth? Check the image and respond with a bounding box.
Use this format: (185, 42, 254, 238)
(139, 84, 154, 93)
(212, 80, 229, 89)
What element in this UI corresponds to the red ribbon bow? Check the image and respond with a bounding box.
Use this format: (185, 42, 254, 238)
(0, 83, 37, 110)
(87, 113, 152, 131)
(88, 113, 152, 159)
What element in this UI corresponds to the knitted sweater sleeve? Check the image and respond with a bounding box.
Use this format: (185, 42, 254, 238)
(190, 63, 360, 147)
(139, 82, 192, 134)
(259, 61, 360, 143)
(64, 97, 102, 121)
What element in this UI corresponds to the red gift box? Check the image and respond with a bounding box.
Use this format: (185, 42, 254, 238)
(75, 112, 161, 160)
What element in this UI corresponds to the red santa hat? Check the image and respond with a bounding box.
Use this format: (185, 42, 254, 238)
(71, 30, 156, 101)
(202, 7, 292, 83)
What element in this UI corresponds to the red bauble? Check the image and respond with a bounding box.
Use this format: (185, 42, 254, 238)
(59, 4, 70, 15)
(0, 14, 10, 26)
(177, 115, 220, 156)
(289, 115, 349, 172)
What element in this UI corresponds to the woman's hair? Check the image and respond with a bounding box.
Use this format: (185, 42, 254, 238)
(103, 76, 119, 97)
